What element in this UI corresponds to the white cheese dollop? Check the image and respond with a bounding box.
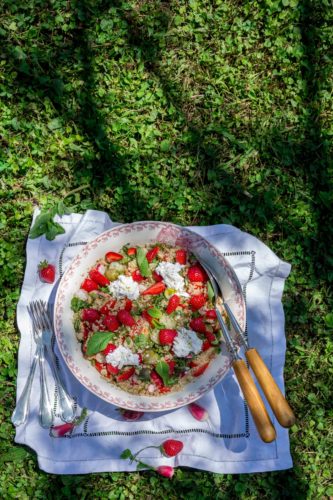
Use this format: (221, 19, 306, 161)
(75, 289, 89, 301)
(173, 327, 203, 357)
(105, 345, 140, 369)
(155, 262, 189, 297)
(108, 275, 140, 300)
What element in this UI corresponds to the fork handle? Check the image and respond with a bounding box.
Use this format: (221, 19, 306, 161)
(46, 346, 75, 422)
(233, 359, 276, 443)
(245, 348, 296, 428)
(11, 348, 39, 427)
(38, 346, 54, 428)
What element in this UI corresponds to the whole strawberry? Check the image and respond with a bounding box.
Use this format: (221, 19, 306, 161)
(117, 309, 136, 327)
(161, 439, 184, 457)
(38, 260, 55, 283)
(189, 317, 207, 334)
(189, 294, 206, 310)
(187, 264, 208, 283)
(159, 329, 178, 345)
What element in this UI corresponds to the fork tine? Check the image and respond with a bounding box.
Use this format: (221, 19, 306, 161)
(36, 300, 51, 330)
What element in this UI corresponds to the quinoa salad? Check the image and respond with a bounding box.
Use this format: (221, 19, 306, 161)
(71, 243, 223, 396)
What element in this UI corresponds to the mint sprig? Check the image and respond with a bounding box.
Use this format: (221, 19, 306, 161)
(29, 201, 70, 241)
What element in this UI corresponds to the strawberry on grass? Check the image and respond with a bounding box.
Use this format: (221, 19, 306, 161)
(38, 260, 56, 283)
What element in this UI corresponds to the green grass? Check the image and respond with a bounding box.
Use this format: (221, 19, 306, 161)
(1, 0, 332, 498)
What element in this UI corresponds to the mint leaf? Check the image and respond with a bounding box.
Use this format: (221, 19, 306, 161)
(207, 281, 215, 302)
(45, 220, 65, 241)
(86, 332, 115, 356)
(155, 360, 170, 386)
(136, 248, 151, 278)
(147, 306, 162, 319)
(29, 213, 52, 239)
(71, 297, 89, 312)
(120, 449, 133, 460)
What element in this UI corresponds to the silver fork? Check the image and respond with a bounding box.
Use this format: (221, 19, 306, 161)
(33, 300, 75, 423)
(11, 303, 54, 428)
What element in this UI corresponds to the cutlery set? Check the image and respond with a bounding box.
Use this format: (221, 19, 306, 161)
(12, 274, 295, 443)
(197, 258, 295, 442)
(11, 300, 75, 428)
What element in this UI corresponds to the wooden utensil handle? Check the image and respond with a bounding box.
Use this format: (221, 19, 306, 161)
(245, 348, 296, 428)
(233, 359, 276, 443)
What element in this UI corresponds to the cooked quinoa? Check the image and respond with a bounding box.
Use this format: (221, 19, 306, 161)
(71, 243, 223, 396)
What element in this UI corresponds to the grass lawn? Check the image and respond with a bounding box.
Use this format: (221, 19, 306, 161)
(0, 0, 332, 498)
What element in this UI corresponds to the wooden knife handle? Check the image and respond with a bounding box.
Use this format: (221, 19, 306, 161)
(245, 348, 296, 428)
(233, 359, 276, 443)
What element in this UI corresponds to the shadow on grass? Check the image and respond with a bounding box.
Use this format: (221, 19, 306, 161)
(1, 0, 332, 496)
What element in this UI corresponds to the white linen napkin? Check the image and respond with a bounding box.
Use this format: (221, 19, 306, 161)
(14, 209, 293, 474)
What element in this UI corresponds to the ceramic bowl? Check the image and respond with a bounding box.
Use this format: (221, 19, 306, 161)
(54, 222, 245, 411)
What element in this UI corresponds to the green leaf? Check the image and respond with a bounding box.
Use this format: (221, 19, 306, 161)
(147, 306, 162, 319)
(29, 212, 52, 239)
(136, 248, 151, 278)
(136, 461, 149, 470)
(0, 448, 29, 463)
(86, 332, 115, 356)
(324, 313, 333, 328)
(71, 297, 89, 312)
(120, 449, 133, 460)
(133, 334, 148, 349)
(45, 220, 66, 241)
(155, 360, 170, 386)
(207, 281, 215, 302)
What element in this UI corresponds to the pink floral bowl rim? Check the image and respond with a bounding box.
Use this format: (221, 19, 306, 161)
(54, 221, 245, 412)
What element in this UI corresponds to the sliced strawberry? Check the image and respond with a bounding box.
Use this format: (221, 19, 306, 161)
(150, 370, 163, 387)
(89, 269, 110, 286)
(106, 364, 119, 375)
(166, 294, 180, 314)
(152, 270, 163, 282)
(103, 343, 117, 355)
(159, 329, 177, 345)
(38, 260, 56, 284)
(141, 282, 166, 295)
(81, 278, 99, 292)
(117, 366, 135, 381)
(159, 386, 171, 393)
(124, 299, 133, 311)
(189, 317, 207, 334)
(167, 360, 176, 375)
(189, 294, 206, 310)
(100, 299, 117, 315)
(187, 264, 208, 283)
(82, 308, 100, 322)
(103, 314, 120, 331)
(132, 269, 144, 282)
(202, 339, 212, 351)
(175, 249, 187, 265)
(205, 330, 216, 343)
(146, 246, 159, 263)
(117, 309, 136, 327)
(105, 251, 123, 262)
(193, 362, 209, 377)
(94, 361, 106, 373)
(127, 247, 137, 256)
(205, 309, 217, 319)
